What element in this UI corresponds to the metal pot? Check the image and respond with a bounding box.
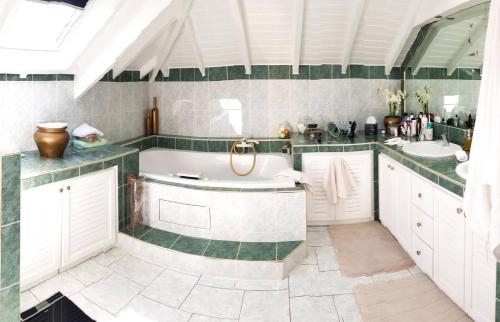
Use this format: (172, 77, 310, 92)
(33, 123, 70, 158)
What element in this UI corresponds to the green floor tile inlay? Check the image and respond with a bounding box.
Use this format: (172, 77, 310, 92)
(120, 225, 303, 261)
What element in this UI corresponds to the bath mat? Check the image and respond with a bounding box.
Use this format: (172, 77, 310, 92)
(353, 274, 472, 322)
(328, 222, 414, 277)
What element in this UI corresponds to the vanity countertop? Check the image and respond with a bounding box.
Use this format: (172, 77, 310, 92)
(21, 144, 137, 180)
(290, 132, 465, 196)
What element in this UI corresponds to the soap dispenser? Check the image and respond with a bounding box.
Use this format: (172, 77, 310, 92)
(463, 129, 472, 152)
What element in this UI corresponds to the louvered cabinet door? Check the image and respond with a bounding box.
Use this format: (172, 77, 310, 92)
(433, 188, 466, 309)
(20, 182, 63, 290)
(302, 151, 373, 225)
(60, 168, 117, 269)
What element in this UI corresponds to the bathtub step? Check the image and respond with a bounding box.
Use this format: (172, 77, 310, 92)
(117, 225, 306, 279)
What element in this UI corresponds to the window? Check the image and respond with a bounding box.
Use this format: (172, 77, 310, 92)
(0, 0, 83, 51)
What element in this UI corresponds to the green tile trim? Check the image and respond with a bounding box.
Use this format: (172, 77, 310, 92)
(277, 241, 302, 260)
(237, 242, 277, 261)
(2, 154, 20, 225)
(140, 228, 180, 248)
(22, 174, 52, 190)
(171, 235, 210, 256)
(0, 283, 19, 322)
(204, 240, 240, 259)
(80, 162, 104, 175)
(1, 223, 20, 288)
(52, 167, 79, 183)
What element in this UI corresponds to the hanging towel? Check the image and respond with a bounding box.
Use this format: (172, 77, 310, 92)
(274, 169, 312, 189)
(464, 0, 500, 260)
(72, 123, 104, 138)
(322, 158, 355, 204)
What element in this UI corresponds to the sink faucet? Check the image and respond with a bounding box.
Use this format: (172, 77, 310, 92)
(238, 137, 260, 148)
(441, 133, 449, 146)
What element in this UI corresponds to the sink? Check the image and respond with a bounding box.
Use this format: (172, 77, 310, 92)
(455, 161, 469, 180)
(402, 141, 462, 158)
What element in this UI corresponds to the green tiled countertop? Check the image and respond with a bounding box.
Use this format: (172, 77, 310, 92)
(121, 225, 303, 261)
(290, 132, 466, 197)
(21, 144, 137, 180)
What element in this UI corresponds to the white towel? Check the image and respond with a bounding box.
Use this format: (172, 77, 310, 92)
(322, 158, 355, 204)
(274, 169, 312, 189)
(464, 0, 500, 260)
(72, 123, 104, 138)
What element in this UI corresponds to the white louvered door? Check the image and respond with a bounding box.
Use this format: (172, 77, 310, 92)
(302, 151, 373, 225)
(61, 168, 117, 269)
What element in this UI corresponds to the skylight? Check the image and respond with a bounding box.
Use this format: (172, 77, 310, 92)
(0, 0, 83, 51)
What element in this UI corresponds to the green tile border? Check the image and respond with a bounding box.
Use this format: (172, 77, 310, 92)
(122, 224, 304, 262)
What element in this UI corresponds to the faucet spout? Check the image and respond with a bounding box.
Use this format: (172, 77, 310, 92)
(441, 133, 449, 146)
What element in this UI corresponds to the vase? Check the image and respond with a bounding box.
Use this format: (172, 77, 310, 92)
(383, 115, 401, 134)
(33, 123, 70, 158)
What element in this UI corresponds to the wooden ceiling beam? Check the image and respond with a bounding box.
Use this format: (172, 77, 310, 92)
(341, 0, 366, 74)
(231, 0, 251, 74)
(185, 15, 205, 77)
(292, 0, 305, 75)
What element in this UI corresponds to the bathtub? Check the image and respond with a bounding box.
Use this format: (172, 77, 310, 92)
(139, 148, 296, 189)
(139, 148, 306, 242)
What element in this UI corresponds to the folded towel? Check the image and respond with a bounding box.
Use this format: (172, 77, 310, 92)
(322, 158, 355, 204)
(274, 169, 312, 189)
(384, 138, 409, 146)
(72, 123, 104, 138)
(455, 150, 468, 162)
(72, 138, 108, 149)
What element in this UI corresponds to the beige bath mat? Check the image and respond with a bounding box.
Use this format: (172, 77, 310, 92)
(354, 274, 472, 322)
(329, 222, 414, 277)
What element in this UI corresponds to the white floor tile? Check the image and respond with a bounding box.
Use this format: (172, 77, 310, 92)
(307, 226, 328, 232)
(234, 278, 288, 291)
(70, 293, 118, 322)
(315, 246, 339, 271)
(302, 247, 318, 265)
(198, 275, 236, 289)
(371, 269, 411, 282)
(289, 265, 371, 297)
(333, 294, 362, 322)
(81, 273, 143, 315)
(307, 231, 333, 246)
(117, 295, 191, 322)
(290, 296, 339, 322)
(110, 255, 164, 286)
(189, 314, 237, 322)
(240, 290, 290, 322)
(141, 268, 199, 308)
(69, 260, 113, 286)
(93, 248, 127, 267)
(20, 291, 39, 312)
(181, 285, 244, 319)
(30, 272, 85, 301)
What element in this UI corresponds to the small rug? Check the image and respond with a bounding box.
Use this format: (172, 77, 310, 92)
(329, 222, 414, 277)
(353, 274, 472, 322)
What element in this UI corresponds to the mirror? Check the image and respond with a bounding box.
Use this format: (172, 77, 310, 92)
(403, 1, 489, 129)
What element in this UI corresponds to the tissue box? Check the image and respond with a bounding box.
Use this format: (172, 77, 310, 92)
(364, 123, 378, 136)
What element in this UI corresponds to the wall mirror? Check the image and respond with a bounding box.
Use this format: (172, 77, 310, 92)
(403, 1, 489, 129)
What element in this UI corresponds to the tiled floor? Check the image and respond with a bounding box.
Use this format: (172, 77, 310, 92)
(22, 226, 422, 322)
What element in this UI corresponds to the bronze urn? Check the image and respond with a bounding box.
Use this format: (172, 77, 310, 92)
(383, 115, 401, 133)
(34, 123, 70, 158)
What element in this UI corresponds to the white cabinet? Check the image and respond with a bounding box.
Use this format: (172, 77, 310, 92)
(302, 151, 373, 225)
(61, 169, 117, 269)
(21, 168, 117, 290)
(465, 220, 496, 322)
(378, 154, 411, 252)
(20, 182, 64, 289)
(433, 188, 466, 308)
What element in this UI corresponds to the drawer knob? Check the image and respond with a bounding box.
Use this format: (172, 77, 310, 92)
(456, 208, 463, 215)
(416, 250, 421, 256)
(387, 164, 391, 169)
(59, 188, 63, 193)
(66, 186, 71, 191)
(416, 222, 422, 228)
(418, 193, 422, 198)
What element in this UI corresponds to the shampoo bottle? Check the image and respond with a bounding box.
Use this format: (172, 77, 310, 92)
(463, 129, 472, 152)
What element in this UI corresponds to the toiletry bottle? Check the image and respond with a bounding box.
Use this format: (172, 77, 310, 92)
(454, 114, 459, 127)
(468, 114, 473, 128)
(411, 119, 417, 136)
(425, 122, 433, 141)
(463, 129, 472, 152)
(152, 97, 159, 135)
(145, 110, 152, 135)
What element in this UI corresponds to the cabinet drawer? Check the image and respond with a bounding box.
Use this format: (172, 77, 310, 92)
(412, 233, 433, 277)
(411, 175, 434, 216)
(412, 205, 433, 248)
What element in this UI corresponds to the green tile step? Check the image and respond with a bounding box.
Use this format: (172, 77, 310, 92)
(120, 225, 304, 262)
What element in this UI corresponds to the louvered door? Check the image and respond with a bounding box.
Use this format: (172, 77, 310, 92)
(302, 151, 373, 225)
(61, 168, 117, 269)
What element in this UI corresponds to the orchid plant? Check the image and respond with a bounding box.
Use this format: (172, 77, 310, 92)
(415, 85, 432, 114)
(377, 88, 407, 116)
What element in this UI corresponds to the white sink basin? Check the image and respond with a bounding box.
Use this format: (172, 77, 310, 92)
(402, 141, 462, 158)
(455, 161, 469, 180)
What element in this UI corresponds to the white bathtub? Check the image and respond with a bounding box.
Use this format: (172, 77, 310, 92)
(139, 148, 296, 189)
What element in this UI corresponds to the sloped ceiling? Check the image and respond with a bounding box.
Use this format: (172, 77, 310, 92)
(0, 0, 488, 99)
